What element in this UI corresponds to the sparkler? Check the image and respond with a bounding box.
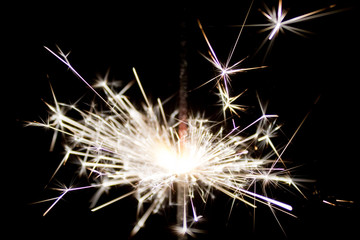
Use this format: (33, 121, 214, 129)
(30, 1, 336, 238)
(33, 46, 297, 237)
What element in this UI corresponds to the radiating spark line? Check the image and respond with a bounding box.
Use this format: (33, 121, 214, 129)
(48, 84, 62, 152)
(44, 46, 109, 106)
(133, 67, 150, 108)
(238, 187, 293, 211)
(91, 190, 137, 212)
(336, 199, 355, 204)
(42, 190, 68, 216)
(189, 196, 198, 222)
(226, 0, 255, 67)
(42, 185, 97, 216)
(323, 200, 336, 206)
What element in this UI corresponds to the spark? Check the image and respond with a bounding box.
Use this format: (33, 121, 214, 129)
(217, 84, 247, 117)
(36, 184, 98, 216)
(322, 198, 357, 208)
(258, 0, 336, 40)
(197, 19, 266, 118)
(243, 0, 339, 59)
(32, 46, 304, 237)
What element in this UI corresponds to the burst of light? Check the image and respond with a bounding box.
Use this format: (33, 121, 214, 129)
(197, 19, 266, 118)
(217, 83, 247, 117)
(258, 0, 336, 40)
(31, 46, 302, 237)
(243, 0, 338, 59)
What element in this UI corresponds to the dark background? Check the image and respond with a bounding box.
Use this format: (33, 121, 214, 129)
(7, 0, 359, 239)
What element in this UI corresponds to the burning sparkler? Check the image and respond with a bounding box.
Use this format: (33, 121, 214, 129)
(30, 1, 337, 238)
(32, 45, 298, 237)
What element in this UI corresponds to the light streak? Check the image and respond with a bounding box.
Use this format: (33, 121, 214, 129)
(322, 198, 356, 208)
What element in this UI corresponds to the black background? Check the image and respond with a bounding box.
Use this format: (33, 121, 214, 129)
(7, 0, 359, 239)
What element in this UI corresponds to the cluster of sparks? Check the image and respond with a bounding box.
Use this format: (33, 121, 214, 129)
(32, 1, 338, 238)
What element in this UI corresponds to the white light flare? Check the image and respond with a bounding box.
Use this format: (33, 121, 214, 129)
(257, 0, 338, 41)
(33, 25, 306, 236)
